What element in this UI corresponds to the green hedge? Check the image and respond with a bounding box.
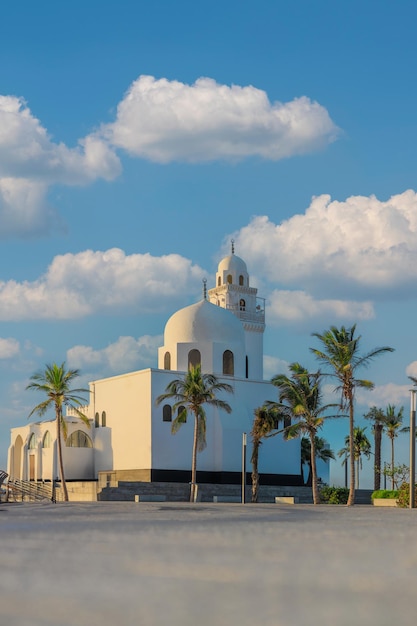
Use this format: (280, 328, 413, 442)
(319, 486, 349, 504)
(371, 489, 399, 500)
(397, 483, 417, 508)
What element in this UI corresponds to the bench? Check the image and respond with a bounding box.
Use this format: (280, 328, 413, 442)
(134, 495, 166, 502)
(213, 495, 242, 503)
(275, 496, 299, 504)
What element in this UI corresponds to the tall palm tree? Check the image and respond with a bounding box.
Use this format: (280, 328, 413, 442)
(384, 404, 405, 489)
(250, 406, 282, 503)
(364, 406, 386, 490)
(26, 362, 89, 502)
(156, 365, 233, 502)
(268, 363, 338, 505)
(338, 426, 371, 489)
(311, 324, 394, 505)
(301, 436, 335, 487)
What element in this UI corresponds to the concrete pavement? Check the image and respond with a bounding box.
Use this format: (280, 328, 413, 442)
(0, 502, 416, 626)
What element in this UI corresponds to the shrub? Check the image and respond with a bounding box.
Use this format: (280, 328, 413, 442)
(396, 483, 417, 508)
(371, 489, 399, 500)
(319, 486, 349, 504)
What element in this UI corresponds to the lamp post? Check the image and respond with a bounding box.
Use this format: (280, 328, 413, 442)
(410, 390, 416, 509)
(242, 432, 247, 504)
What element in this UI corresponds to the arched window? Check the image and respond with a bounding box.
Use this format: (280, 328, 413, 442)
(28, 433, 36, 449)
(245, 356, 249, 379)
(188, 349, 201, 369)
(66, 430, 93, 448)
(284, 416, 291, 429)
(164, 351, 171, 370)
(42, 431, 51, 448)
(177, 405, 187, 423)
(239, 299, 246, 311)
(227, 274, 232, 284)
(95, 412, 99, 428)
(101, 411, 107, 427)
(163, 405, 172, 422)
(239, 275, 244, 286)
(223, 350, 234, 376)
(217, 277, 221, 287)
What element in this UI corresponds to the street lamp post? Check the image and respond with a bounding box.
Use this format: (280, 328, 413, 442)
(242, 432, 247, 504)
(410, 390, 416, 509)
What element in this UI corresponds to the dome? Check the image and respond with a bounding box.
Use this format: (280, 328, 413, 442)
(164, 299, 244, 345)
(217, 254, 248, 276)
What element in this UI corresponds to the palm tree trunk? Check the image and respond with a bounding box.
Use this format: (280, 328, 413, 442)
(190, 412, 199, 502)
(310, 434, 320, 505)
(347, 393, 356, 506)
(374, 423, 382, 490)
(56, 406, 68, 502)
(356, 457, 360, 489)
(251, 438, 260, 503)
(391, 437, 395, 490)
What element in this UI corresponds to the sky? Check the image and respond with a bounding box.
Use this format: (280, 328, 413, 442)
(1, 0, 417, 488)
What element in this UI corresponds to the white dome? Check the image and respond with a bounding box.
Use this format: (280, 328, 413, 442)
(164, 299, 244, 345)
(218, 254, 248, 276)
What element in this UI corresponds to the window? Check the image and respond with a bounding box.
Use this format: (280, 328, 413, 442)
(284, 416, 291, 429)
(164, 351, 171, 370)
(95, 412, 99, 428)
(223, 350, 234, 376)
(28, 433, 36, 449)
(42, 431, 51, 448)
(188, 349, 201, 369)
(227, 274, 232, 284)
(239, 299, 246, 311)
(245, 356, 249, 379)
(101, 411, 107, 427)
(217, 277, 221, 287)
(66, 430, 93, 448)
(163, 405, 172, 422)
(239, 275, 244, 286)
(177, 405, 187, 423)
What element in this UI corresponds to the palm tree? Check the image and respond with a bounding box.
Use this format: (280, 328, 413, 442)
(364, 406, 386, 490)
(268, 363, 338, 505)
(156, 365, 233, 502)
(338, 426, 371, 489)
(250, 406, 281, 503)
(26, 362, 89, 502)
(311, 324, 394, 505)
(301, 436, 335, 487)
(384, 404, 405, 489)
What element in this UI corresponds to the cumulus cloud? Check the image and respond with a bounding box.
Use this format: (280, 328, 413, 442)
(267, 290, 374, 325)
(67, 334, 161, 375)
(263, 355, 290, 380)
(232, 190, 417, 298)
(0, 338, 20, 359)
(356, 383, 410, 408)
(0, 248, 205, 320)
(103, 75, 339, 163)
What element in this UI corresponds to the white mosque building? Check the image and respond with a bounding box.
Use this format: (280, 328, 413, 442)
(7, 246, 313, 495)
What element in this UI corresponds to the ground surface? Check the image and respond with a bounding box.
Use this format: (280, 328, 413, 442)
(0, 502, 415, 626)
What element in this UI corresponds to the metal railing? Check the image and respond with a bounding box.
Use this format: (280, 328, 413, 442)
(5, 477, 58, 503)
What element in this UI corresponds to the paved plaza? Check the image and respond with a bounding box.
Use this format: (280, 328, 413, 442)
(1, 502, 416, 626)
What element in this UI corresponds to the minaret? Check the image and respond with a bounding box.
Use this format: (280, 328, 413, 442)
(208, 242, 265, 380)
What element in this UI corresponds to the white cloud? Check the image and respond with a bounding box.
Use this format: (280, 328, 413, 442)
(67, 334, 161, 375)
(263, 355, 290, 380)
(356, 383, 410, 408)
(0, 95, 121, 238)
(267, 289, 375, 325)
(232, 189, 417, 298)
(0, 338, 19, 359)
(103, 75, 339, 163)
(0, 248, 205, 320)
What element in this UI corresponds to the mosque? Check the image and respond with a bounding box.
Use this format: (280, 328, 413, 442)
(7, 246, 322, 495)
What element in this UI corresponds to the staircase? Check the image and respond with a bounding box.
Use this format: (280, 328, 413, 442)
(6, 478, 58, 503)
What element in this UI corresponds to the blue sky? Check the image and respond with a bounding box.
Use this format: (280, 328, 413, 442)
(1, 0, 416, 487)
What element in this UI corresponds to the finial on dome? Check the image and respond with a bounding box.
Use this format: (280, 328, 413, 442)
(231, 239, 235, 254)
(202, 278, 207, 300)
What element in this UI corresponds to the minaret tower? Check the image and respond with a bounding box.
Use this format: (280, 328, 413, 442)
(208, 241, 265, 380)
